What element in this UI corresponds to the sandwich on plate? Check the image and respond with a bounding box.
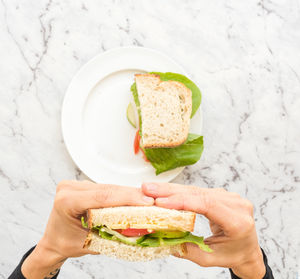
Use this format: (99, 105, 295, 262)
(82, 206, 211, 261)
(126, 72, 204, 175)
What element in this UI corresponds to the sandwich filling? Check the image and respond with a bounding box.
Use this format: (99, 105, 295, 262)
(130, 72, 204, 175)
(82, 217, 212, 252)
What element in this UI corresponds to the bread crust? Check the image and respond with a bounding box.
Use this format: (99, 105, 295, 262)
(142, 133, 189, 148)
(135, 73, 160, 79)
(83, 231, 92, 248)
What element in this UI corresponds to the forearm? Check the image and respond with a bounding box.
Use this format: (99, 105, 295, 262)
(21, 240, 66, 279)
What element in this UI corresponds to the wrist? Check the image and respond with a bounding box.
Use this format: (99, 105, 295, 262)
(231, 246, 266, 279)
(21, 238, 66, 279)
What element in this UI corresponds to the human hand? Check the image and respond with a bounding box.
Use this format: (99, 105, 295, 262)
(142, 182, 265, 279)
(22, 180, 154, 279)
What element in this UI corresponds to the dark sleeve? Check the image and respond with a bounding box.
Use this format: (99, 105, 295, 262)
(8, 246, 60, 279)
(229, 249, 274, 279)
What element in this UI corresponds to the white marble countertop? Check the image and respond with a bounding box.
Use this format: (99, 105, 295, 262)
(1, 0, 299, 278)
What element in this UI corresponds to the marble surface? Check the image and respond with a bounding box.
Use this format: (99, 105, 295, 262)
(0, 0, 300, 278)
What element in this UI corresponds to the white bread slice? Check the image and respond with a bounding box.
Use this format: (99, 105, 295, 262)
(135, 74, 192, 148)
(84, 232, 185, 261)
(88, 206, 196, 231)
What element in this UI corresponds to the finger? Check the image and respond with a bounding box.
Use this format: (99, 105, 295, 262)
(69, 228, 100, 256)
(56, 180, 95, 193)
(57, 180, 127, 192)
(58, 180, 145, 194)
(155, 193, 233, 230)
(180, 242, 241, 268)
(57, 185, 154, 214)
(204, 234, 228, 244)
(175, 243, 216, 267)
(142, 182, 201, 198)
(78, 188, 154, 211)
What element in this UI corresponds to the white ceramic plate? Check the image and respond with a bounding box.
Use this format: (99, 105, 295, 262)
(62, 47, 202, 187)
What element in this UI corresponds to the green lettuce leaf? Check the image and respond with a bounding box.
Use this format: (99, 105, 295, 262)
(138, 237, 160, 247)
(150, 72, 201, 117)
(81, 216, 88, 229)
(90, 226, 212, 253)
(131, 82, 139, 107)
(135, 233, 212, 252)
(162, 233, 212, 252)
(130, 83, 142, 136)
(93, 226, 114, 240)
(144, 134, 204, 175)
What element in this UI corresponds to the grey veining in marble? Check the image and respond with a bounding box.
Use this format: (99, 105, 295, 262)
(0, 0, 300, 278)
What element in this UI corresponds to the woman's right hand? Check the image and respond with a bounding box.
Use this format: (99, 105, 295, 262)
(142, 182, 265, 279)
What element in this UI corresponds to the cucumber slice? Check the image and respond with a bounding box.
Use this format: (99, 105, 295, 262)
(148, 231, 189, 238)
(100, 227, 144, 245)
(126, 103, 136, 128)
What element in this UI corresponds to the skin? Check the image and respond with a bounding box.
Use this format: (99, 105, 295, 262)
(21, 180, 154, 279)
(21, 180, 265, 279)
(142, 182, 266, 279)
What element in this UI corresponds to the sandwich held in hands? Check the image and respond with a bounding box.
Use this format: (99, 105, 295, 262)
(82, 206, 211, 261)
(17, 180, 269, 279)
(127, 72, 204, 175)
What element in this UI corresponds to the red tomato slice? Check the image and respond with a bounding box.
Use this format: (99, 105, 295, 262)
(134, 130, 140, 154)
(116, 228, 154, 237)
(133, 129, 149, 162)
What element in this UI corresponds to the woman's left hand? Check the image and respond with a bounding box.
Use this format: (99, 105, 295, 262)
(21, 180, 154, 279)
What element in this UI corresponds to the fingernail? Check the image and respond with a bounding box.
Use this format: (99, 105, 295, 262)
(143, 196, 154, 204)
(156, 197, 168, 204)
(144, 183, 158, 193)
